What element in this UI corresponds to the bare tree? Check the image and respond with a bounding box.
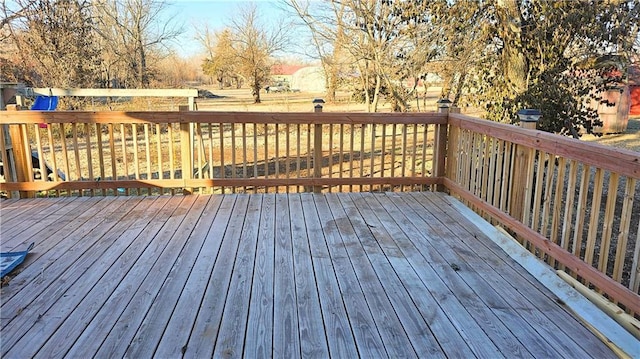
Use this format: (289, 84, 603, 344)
(432, 0, 485, 106)
(0, 0, 37, 35)
(284, 0, 348, 103)
(93, 0, 183, 88)
(2, 0, 100, 88)
(286, 0, 442, 112)
(228, 4, 289, 103)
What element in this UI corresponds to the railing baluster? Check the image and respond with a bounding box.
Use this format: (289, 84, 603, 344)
(585, 168, 605, 266)
(95, 124, 105, 196)
(382, 123, 388, 181)
(156, 124, 164, 194)
(168, 124, 175, 195)
(550, 157, 567, 254)
(359, 124, 365, 192)
(132, 123, 139, 183)
(349, 123, 354, 193)
(231, 123, 237, 194)
(313, 122, 322, 193)
(119, 124, 128, 195)
(276, 123, 281, 193)
(631, 221, 640, 293)
(599, 172, 619, 272)
(490, 139, 502, 209)
(411, 124, 418, 191)
(480, 135, 491, 204)
(500, 142, 512, 213)
(327, 124, 333, 193)
(56, 124, 69, 196)
(370, 124, 375, 192)
(243, 123, 248, 193)
(422, 123, 430, 190)
(0, 125, 10, 185)
(108, 124, 116, 192)
(612, 178, 636, 282)
(82, 124, 92, 195)
(219, 122, 225, 193)
(339, 123, 344, 193)
(561, 160, 578, 257)
(296, 123, 301, 193)
(144, 124, 151, 195)
(254, 123, 258, 194)
(71, 124, 81, 188)
(285, 123, 290, 193)
(34, 124, 45, 185)
(540, 152, 555, 238)
(264, 123, 269, 192)
(572, 165, 591, 258)
(208, 123, 214, 192)
(401, 123, 408, 192)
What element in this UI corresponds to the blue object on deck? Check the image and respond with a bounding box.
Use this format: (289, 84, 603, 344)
(1, 243, 35, 277)
(31, 96, 58, 110)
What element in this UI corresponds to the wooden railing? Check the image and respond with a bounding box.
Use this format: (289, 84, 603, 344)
(1, 109, 638, 318)
(0, 111, 445, 196)
(445, 113, 640, 317)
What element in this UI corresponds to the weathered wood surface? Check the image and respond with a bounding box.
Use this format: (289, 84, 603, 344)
(0, 193, 616, 358)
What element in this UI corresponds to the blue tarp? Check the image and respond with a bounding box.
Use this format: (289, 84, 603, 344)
(31, 96, 58, 110)
(1, 243, 35, 277)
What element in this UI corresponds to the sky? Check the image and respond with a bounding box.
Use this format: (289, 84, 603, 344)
(166, 0, 292, 58)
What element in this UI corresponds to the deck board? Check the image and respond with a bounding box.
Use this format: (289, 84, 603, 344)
(245, 194, 275, 358)
(289, 194, 330, 358)
(420, 192, 615, 358)
(312, 193, 387, 358)
(0, 193, 617, 358)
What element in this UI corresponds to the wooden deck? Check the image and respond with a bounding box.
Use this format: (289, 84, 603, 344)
(0, 192, 615, 358)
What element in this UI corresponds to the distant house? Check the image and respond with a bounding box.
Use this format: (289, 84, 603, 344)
(584, 57, 637, 133)
(291, 66, 326, 92)
(269, 64, 327, 93)
(270, 64, 305, 88)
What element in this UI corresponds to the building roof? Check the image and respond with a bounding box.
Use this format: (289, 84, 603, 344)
(271, 64, 305, 76)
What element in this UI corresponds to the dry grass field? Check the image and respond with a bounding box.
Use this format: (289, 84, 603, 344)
(583, 116, 640, 152)
(193, 87, 446, 113)
(195, 88, 639, 155)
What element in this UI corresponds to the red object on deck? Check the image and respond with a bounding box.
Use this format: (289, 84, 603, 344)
(630, 65, 640, 116)
(630, 85, 640, 116)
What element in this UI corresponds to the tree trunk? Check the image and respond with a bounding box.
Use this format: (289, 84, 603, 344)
(423, 82, 429, 109)
(497, 0, 528, 94)
(137, 41, 147, 87)
(252, 83, 261, 103)
(357, 62, 371, 112)
(326, 70, 337, 103)
(372, 74, 381, 113)
(452, 72, 467, 106)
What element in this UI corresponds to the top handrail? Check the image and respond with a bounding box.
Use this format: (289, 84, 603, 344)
(0, 111, 448, 125)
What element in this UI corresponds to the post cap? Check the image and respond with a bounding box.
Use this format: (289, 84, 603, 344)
(436, 98, 452, 108)
(312, 98, 325, 104)
(517, 109, 542, 122)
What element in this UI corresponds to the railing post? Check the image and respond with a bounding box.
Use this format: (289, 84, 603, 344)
(6, 105, 33, 198)
(434, 99, 452, 192)
(312, 99, 325, 193)
(509, 109, 541, 224)
(179, 105, 193, 194)
(509, 146, 531, 224)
